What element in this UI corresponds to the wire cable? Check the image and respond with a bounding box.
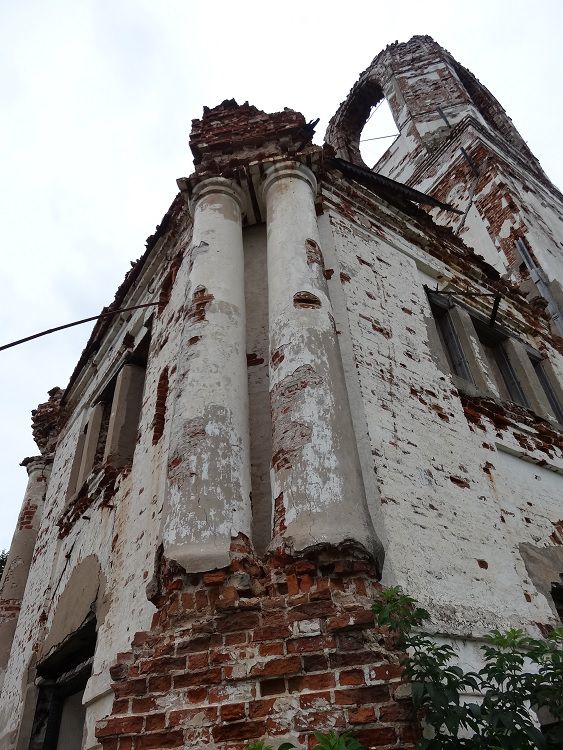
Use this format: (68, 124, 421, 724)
(359, 133, 399, 143)
(0, 302, 159, 353)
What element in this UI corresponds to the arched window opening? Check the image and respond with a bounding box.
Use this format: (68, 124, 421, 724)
(325, 77, 388, 168)
(359, 99, 399, 169)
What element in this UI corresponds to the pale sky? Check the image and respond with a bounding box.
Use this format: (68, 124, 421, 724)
(1, 0, 562, 552)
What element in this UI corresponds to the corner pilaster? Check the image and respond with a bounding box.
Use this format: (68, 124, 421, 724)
(0, 457, 51, 675)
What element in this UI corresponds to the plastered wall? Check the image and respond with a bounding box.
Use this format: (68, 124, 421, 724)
(322, 181, 563, 639)
(0, 211, 193, 748)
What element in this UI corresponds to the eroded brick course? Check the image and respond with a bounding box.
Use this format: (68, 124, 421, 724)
(96, 549, 417, 750)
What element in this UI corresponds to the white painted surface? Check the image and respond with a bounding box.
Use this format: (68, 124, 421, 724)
(162, 178, 252, 573)
(263, 162, 381, 561)
(325, 183, 563, 636)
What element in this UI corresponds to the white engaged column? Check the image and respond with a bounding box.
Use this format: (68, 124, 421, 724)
(0, 457, 51, 673)
(162, 178, 252, 572)
(262, 161, 382, 561)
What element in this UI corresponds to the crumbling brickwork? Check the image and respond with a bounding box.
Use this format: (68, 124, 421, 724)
(327, 35, 563, 293)
(30, 387, 65, 456)
(189, 100, 310, 180)
(97, 544, 417, 750)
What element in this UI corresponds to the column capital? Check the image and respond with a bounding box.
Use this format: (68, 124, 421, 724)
(261, 161, 317, 201)
(190, 177, 246, 218)
(20, 455, 52, 477)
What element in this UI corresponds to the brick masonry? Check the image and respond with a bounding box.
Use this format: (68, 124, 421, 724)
(96, 542, 418, 750)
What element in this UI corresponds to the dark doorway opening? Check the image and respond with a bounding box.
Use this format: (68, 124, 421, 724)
(28, 617, 96, 750)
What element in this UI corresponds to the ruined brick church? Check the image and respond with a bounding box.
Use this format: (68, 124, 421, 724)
(1, 35, 562, 750)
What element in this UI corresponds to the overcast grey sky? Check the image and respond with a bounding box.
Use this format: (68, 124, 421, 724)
(1, 0, 562, 552)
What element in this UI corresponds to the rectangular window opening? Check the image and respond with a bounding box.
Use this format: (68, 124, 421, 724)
(493, 343, 529, 407)
(431, 303, 474, 383)
(66, 328, 151, 499)
(103, 331, 150, 467)
(93, 380, 117, 466)
(425, 287, 562, 420)
(530, 357, 563, 423)
(475, 324, 529, 407)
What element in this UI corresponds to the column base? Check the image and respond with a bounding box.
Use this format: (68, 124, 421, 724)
(96, 545, 418, 750)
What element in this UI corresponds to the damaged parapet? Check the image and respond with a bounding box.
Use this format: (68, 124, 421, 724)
(188, 99, 314, 180)
(31, 387, 65, 456)
(179, 99, 322, 226)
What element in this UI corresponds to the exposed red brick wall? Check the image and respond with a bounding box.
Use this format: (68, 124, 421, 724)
(17, 499, 39, 531)
(189, 99, 312, 181)
(31, 387, 65, 455)
(429, 144, 530, 267)
(158, 251, 184, 317)
(58, 464, 120, 539)
(152, 368, 169, 446)
(460, 393, 562, 459)
(96, 541, 418, 750)
(0, 599, 21, 622)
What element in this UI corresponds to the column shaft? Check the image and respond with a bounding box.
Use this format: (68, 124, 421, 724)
(163, 178, 252, 572)
(0, 457, 51, 673)
(263, 162, 381, 560)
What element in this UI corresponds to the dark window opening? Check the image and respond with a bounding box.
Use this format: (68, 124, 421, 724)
(103, 330, 150, 467)
(475, 324, 529, 407)
(519, 261, 530, 278)
(425, 288, 562, 420)
(430, 302, 473, 383)
(28, 617, 96, 750)
(128, 328, 151, 368)
(67, 328, 151, 498)
(93, 380, 116, 466)
(551, 575, 563, 623)
(530, 357, 563, 423)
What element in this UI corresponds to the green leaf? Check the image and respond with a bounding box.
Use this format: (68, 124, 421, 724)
(244, 743, 273, 750)
(371, 588, 563, 749)
(411, 681, 425, 706)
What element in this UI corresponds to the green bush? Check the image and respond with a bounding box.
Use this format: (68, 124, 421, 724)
(244, 733, 366, 750)
(372, 586, 563, 749)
